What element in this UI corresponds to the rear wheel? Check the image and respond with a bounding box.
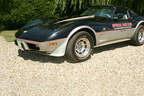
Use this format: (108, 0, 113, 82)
(66, 31, 94, 62)
(132, 25, 144, 45)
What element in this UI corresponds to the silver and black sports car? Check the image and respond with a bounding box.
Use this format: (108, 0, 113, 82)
(15, 6, 144, 62)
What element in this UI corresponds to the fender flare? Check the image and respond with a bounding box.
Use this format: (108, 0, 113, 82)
(66, 25, 97, 51)
(135, 21, 144, 31)
(50, 26, 97, 57)
(67, 25, 97, 42)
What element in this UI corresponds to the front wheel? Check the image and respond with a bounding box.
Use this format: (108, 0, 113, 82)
(66, 31, 94, 62)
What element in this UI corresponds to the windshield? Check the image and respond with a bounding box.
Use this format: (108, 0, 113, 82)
(81, 7, 115, 18)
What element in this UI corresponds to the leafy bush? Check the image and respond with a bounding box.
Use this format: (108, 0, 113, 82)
(0, 0, 56, 29)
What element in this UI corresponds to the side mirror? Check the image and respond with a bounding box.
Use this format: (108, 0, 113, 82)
(118, 15, 123, 19)
(113, 14, 123, 20)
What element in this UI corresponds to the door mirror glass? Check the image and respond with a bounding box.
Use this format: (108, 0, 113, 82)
(118, 15, 123, 19)
(113, 14, 123, 20)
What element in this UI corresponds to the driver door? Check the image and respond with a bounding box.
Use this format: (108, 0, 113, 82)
(96, 8, 133, 45)
(112, 8, 133, 39)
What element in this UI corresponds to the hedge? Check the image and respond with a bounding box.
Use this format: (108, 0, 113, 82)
(0, 0, 56, 29)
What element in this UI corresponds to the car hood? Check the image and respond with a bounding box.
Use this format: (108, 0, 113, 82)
(21, 15, 95, 29)
(17, 15, 108, 42)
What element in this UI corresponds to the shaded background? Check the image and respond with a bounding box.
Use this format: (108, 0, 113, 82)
(0, 0, 144, 30)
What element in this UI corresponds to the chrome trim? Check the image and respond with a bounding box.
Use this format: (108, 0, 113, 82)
(17, 40, 30, 51)
(55, 16, 95, 24)
(75, 37, 91, 57)
(17, 40, 24, 51)
(22, 41, 29, 50)
(16, 38, 66, 44)
(138, 28, 144, 43)
(67, 26, 97, 42)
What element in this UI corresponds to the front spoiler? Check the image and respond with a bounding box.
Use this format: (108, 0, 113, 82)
(15, 38, 68, 57)
(20, 50, 51, 56)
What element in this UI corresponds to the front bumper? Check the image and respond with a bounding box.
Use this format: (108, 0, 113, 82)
(15, 38, 67, 56)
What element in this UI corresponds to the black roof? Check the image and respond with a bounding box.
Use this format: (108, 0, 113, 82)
(91, 5, 128, 9)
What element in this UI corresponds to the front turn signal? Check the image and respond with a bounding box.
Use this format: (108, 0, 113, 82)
(49, 43, 57, 46)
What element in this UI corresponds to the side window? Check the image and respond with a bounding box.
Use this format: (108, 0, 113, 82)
(129, 10, 136, 17)
(114, 8, 129, 20)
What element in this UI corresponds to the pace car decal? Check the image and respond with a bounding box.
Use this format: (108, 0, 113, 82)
(112, 23, 132, 29)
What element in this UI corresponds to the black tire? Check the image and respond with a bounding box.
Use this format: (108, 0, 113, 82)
(131, 25, 144, 46)
(66, 31, 94, 62)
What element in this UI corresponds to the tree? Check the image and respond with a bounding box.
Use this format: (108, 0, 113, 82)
(0, 0, 56, 29)
(1, 0, 144, 29)
(55, 0, 144, 16)
(55, 0, 113, 16)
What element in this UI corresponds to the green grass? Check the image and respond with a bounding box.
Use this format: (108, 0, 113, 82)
(0, 30, 17, 42)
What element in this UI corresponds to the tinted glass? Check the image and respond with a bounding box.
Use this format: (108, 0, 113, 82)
(114, 8, 129, 20)
(81, 7, 115, 18)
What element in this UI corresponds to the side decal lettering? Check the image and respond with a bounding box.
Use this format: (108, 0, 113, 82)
(112, 23, 132, 28)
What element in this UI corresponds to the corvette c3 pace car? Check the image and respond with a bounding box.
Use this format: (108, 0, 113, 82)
(15, 6, 144, 62)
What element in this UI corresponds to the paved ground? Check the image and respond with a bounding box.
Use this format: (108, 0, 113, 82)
(0, 36, 144, 96)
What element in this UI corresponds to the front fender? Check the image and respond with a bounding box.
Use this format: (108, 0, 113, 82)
(50, 25, 97, 57)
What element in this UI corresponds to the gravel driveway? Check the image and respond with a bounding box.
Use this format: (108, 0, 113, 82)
(0, 36, 144, 96)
